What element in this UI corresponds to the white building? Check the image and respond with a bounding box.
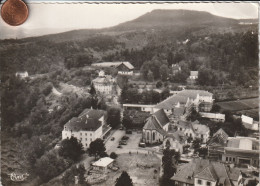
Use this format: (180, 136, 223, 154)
(200, 112, 225, 122)
(62, 109, 107, 150)
(241, 115, 259, 131)
(123, 104, 156, 114)
(189, 71, 198, 79)
(92, 157, 114, 173)
(15, 71, 29, 79)
(92, 71, 116, 95)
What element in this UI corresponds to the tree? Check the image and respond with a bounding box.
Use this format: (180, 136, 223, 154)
(122, 113, 132, 129)
(88, 138, 106, 160)
(147, 70, 154, 82)
(115, 171, 133, 186)
(59, 136, 84, 161)
(159, 64, 169, 81)
(211, 104, 221, 113)
(107, 107, 121, 129)
(156, 81, 163, 88)
(110, 152, 118, 159)
(162, 147, 178, 179)
(161, 88, 170, 100)
(89, 83, 96, 96)
(192, 138, 201, 153)
(187, 108, 201, 122)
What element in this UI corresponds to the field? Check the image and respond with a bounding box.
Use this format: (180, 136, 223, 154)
(216, 98, 259, 119)
(98, 153, 161, 186)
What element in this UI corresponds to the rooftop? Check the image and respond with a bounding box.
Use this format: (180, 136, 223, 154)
(91, 61, 134, 70)
(79, 109, 106, 120)
(226, 136, 259, 151)
(207, 128, 229, 146)
(64, 117, 102, 132)
(153, 109, 170, 127)
(92, 157, 114, 167)
(171, 159, 239, 185)
(190, 71, 198, 76)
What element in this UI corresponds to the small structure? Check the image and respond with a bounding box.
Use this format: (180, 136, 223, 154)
(15, 71, 29, 79)
(187, 71, 198, 84)
(123, 104, 156, 114)
(200, 112, 225, 122)
(241, 115, 259, 131)
(92, 157, 114, 173)
(207, 128, 229, 161)
(172, 64, 181, 75)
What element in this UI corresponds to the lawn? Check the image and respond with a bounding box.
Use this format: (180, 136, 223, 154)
(216, 98, 259, 112)
(98, 153, 161, 186)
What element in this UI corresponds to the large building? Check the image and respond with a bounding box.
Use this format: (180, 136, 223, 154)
(175, 120, 210, 143)
(171, 159, 241, 186)
(142, 109, 169, 144)
(207, 128, 229, 161)
(92, 71, 116, 95)
(62, 109, 108, 150)
(91, 61, 134, 75)
(222, 136, 259, 167)
(155, 90, 214, 118)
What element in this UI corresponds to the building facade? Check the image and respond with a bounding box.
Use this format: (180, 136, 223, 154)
(92, 71, 116, 95)
(221, 136, 259, 167)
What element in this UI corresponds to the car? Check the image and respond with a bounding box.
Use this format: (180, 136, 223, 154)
(117, 145, 122, 148)
(139, 142, 146, 148)
(111, 137, 115, 141)
(120, 127, 124, 130)
(126, 130, 132, 134)
(119, 140, 127, 145)
(121, 136, 129, 141)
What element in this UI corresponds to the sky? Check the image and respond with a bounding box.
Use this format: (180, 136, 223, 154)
(0, 2, 258, 39)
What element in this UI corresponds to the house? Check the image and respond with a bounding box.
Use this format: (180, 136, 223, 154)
(175, 120, 210, 143)
(91, 70, 116, 95)
(172, 64, 181, 75)
(62, 109, 108, 150)
(163, 131, 188, 154)
(142, 109, 169, 144)
(200, 112, 225, 122)
(241, 115, 259, 131)
(92, 157, 114, 173)
(155, 90, 214, 117)
(171, 158, 241, 186)
(222, 136, 259, 167)
(91, 61, 134, 75)
(123, 104, 156, 114)
(187, 71, 198, 84)
(207, 128, 229, 161)
(189, 71, 198, 79)
(15, 71, 29, 79)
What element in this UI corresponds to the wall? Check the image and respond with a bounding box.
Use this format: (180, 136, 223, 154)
(194, 178, 216, 186)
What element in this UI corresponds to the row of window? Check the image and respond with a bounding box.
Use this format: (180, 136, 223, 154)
(197, 179, 211, 186)
(79, 133, 92, 136)
(79, 138, 92, 142)
(226, 156, 236, 162)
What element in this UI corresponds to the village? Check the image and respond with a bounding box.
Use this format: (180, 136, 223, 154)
(15, 60, 259, 186)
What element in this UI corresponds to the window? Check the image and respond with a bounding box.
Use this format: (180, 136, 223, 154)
(153, 132, 155, 141)
(197, 179, 202, 184)
(207, 181, 211, 186)
(201, 134, 203, 138)
(180, 128, 182, 131)
(85, 133, 87, 136)
(147, 132, 149, 140)
(233, 158, 235, 162)
(80, 133, 82, 136)
(90, 133, 92, 136)
(229, 157, 232, 162)
(226, 157, 228, 161)
(86, 143, 87, 147)
(85, 138, 87, 141)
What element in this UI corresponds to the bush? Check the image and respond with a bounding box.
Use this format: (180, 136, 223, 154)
(110, 152, 118, 159)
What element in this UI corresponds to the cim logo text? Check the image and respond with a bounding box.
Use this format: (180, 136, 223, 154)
(8, 172, 29, 182)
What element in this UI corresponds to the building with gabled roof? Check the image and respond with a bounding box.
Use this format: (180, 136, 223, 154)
(92, 70, 116, 95)
(62, 109, 109, 150)
(221, 136, 259, 167)
(208, 128, 229, 161)
(15, 71, 29, 79)
(142, 109, 169, 144)
(171, 158, 241, 186)
(163, 131, 188, 154)
(175, 120, 210, 143)
(91, 61, 134, 75)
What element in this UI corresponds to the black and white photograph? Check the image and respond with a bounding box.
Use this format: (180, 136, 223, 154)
(0, 2, 259, 186)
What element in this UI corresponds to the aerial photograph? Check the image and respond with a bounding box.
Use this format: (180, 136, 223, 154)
(0, 2, 259, 186)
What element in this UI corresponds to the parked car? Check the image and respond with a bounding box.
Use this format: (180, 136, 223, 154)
(139, 142, 146, 148)
(119, 140, 127, 145)
(121, 136, 129, 141)
(120, 127, 124, 130)
(111, 137, 115, 141)
(117, 145, 122, 148)
(126, 130, 132, 134)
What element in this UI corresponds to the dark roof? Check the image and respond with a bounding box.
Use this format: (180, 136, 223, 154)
(173, 107, 185, 117)
(208, 128, 229, 146)
(166, 131, 188, 144)
(143, 116, 167, 136)
(64, 117, 102, 132)
(171, 159, 236, 185)
(153, 109, 170, 127)
(79, 109, 106, 120)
